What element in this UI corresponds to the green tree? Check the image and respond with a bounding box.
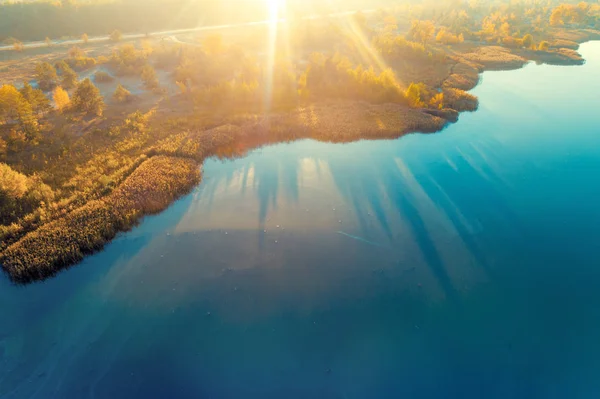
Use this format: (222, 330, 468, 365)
(61, 66, 79, 89)
(35, 62, 58, 91)
(71, 79, 104, 116)
(20, 82, 51, 115)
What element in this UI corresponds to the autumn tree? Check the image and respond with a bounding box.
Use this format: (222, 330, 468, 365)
(53, 87, 70, 112)
(408, 20, 436, 44)
(522, 34, 534, 49)
(0, 85, 28, 123)
(35, 62, 58, 91)
(0, 163, 54, 224)
(406, 83, 426, 108)
(45, 37, 52, 47)
(538, 40, 550, 51)
(0, 85, 38, 140)
(82, 33, 89, 44)
(71, 79, 104, 116)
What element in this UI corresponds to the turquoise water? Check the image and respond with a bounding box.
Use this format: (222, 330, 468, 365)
(1, 41, 600, 398)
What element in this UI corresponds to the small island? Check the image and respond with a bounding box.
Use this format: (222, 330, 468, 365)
(1, 0, 599, 283)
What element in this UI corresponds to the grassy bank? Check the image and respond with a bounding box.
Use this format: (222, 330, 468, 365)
(1, 156, 200, 283)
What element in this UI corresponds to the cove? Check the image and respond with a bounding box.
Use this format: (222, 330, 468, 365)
(1, 41, 599, 399)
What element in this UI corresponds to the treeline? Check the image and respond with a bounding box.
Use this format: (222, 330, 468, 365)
(396, 0, 600, 46)
(0, 0, 270, 42)
(0, 0, 394, 43)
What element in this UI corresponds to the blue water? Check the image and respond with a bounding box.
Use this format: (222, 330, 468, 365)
(1, 41, 600, 398)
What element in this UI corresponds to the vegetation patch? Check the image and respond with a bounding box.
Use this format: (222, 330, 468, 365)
(1, 156, 200, 283)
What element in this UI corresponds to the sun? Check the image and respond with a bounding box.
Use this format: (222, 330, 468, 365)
(265, 0, 285, 20)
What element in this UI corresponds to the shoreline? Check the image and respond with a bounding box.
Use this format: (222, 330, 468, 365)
(1, 36, 598, 284)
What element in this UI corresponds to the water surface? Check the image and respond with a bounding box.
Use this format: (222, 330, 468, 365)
(1, 42, 600, 398)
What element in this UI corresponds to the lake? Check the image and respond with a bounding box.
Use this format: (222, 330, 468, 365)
(1, 41, 600, 399)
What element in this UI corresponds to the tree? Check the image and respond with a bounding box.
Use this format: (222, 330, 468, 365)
(538, 40, 550, 51)
(19, 82, 51, 115)
(110, 30, 123, 42)
(408, 20, 436, 44)
(0, 163, 54, 224)
(113, 84, 132, 103)
(550, 8, 564, 26)
(13, 41, 24, 52)
(0, 85, 24, 121)
(405, 82, 426, 108)
(0, 162, 29, 199)
(61, 67, 79, 89)
(35, 62, 58, 91)
(45, 37, 52, 47)
(82, 33, 89, 44)
(71, 79, 104, 116)
(0, 85, 38, 138)
(500, 22, 511, 37)
(141, 64, 159, 90)
(53, 87, 70, 112)
(522, 34, 534, 49)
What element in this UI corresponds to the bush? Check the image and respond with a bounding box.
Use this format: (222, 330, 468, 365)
(113, 84, 132, 103)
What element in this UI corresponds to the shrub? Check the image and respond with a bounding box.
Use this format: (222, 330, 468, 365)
(113, 84, 132, 103)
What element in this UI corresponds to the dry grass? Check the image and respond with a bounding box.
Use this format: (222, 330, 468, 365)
(460, 46, 528, 71)
(1, 155, 200, 283)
